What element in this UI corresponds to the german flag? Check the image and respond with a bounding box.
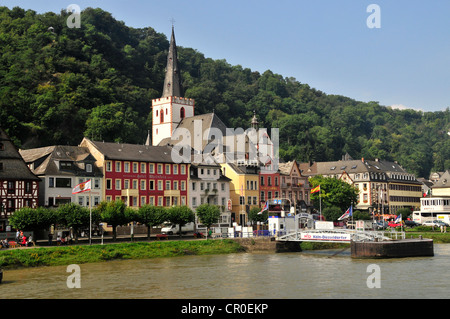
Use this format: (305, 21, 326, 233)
(310, 185, 320, 194)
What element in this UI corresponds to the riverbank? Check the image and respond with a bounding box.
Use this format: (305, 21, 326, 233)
(1, 230, 447, 269)
(0, 239, 245, 269)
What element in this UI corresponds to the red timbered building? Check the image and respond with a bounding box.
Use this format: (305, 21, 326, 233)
(0, 127, 39, 230)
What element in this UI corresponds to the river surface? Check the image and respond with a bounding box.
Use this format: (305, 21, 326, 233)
(1, 244, 450, 299)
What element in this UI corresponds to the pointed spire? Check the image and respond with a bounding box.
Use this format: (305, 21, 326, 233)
(251, 110, 259, 130)
(145, 130, 151, 146)
(162, 26, 183, 98)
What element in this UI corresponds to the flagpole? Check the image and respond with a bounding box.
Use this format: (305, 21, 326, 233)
(89, 184, 92, 245)
(319, 188, 322, 220)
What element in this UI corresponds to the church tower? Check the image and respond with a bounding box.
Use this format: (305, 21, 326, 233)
(151, 26, 195, 146)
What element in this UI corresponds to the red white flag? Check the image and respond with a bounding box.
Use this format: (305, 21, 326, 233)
(72, 179, 92, 194)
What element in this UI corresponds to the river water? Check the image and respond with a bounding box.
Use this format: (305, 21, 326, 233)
(1, 244, 449, 299)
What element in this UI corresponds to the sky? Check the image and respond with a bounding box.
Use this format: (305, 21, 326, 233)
(2, 0, 450, 113)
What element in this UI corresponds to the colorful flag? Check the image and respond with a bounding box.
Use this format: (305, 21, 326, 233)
(311, 185, 320, 194)
(258, 201, 269, 214)
(72, 179, 92, 194)
(338, 205, 353, 221)
(394, 214, 402, 223)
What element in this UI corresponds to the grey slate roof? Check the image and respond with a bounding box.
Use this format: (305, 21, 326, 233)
(85, 139, 184, 163)
(19, 145, 102, 177)
(432, 170, 450, 189)
(0, 127, 40, 181)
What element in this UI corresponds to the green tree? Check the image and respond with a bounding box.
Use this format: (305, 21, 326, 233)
(195, 204, 221, 236)
(248, 207, 268, 225)
(96, 200, 130, 241)
(309, 175, 358, 212)
(136, 205, 168, 239)
(167, 205, 195, 237)
(8, 207, 55, 244)
(322, 206, 342, 222)
(57, 202, 99, 243)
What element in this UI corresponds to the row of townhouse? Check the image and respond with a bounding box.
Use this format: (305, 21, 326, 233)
(299, 153, 424, 215)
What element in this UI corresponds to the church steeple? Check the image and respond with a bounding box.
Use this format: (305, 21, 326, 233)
(162, 26, 183, 98)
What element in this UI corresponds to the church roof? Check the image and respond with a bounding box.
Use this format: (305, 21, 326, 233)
(162, 26, 183, 98)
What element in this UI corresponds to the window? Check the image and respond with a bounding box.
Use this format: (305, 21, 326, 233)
(49, 177, 54, 188)
(115, 161, 121, 172)
(173, 164, 178, 174)
(132, 180, 138, 189)
(181, 181, 185, 191)
(55, 178, 71, 188)
(141, 180, 146, 190)
(180, 107, 185, 119)
(106, 179, 112, 190)
(149, 164, 155, 174)
(115, 179, 121, 190)
(192, 182, 196, 191)
(141, 163, 146, 173)
(25, 181, 32, 194)
(158, 180, 163, 190)
(149, 180, 155, 190)
(165, 180, 171, 190)
(106, 161, 112, 172)
(86, 164, 92, 173)
(157, 164, 163, 174)
(133, 163, 138, 173)
(165, 164, 171, 174)
(173, 181, 178, 190)
(180, 165, 186, 174)
(192, 197, 197, 207)
(7, 181, 15, 194)
(124, 180, 130, 189)
(124, 162, 130, 173)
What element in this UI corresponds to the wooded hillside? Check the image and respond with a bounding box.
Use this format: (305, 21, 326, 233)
(0, 6, 449, 178)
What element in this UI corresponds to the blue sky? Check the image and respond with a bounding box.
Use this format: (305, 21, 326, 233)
(2, 0, 450, 112)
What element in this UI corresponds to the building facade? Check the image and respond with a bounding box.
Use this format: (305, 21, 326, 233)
(300, 156, 422, 215)
(189, 163, 232, 225)
(19, 145, 103, 208)
(279, 160, 310, 208)
(81, 138, 189, 208)
(0, 127, 40, 230)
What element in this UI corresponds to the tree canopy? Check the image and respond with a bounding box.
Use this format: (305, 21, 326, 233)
(1, 6, 449, 178)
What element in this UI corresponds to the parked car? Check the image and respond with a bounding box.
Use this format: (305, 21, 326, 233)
(434, 220, 449, 227)
(405, 220, 419, 228)
(422, 220, 441, 227)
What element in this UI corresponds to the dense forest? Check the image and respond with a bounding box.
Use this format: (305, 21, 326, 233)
(0, 6, 449, 178)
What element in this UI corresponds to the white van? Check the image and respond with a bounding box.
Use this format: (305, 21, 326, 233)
(161, 222, 195, 235)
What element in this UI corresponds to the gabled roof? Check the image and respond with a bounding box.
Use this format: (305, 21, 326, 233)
(0, 127, 40, 181)
(159, 113, 228, 152)
(19, 145, 101, 177)
(84, 138, 183, 163)
(432, 170, 450, 189)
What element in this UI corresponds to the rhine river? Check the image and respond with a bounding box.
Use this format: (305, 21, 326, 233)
(2, 244, 450, 299)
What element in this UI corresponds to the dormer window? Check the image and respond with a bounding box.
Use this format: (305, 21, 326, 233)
(86, 164, 92, 173)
